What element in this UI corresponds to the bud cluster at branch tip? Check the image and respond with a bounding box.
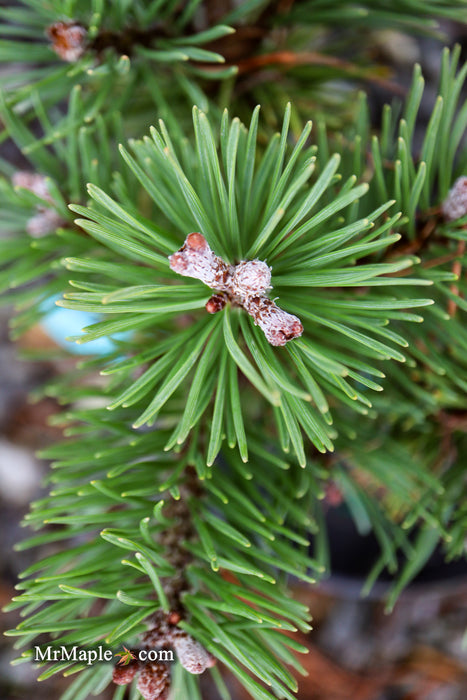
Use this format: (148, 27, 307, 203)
(112, 610, 216, 700)
(169, 233, 303, 346)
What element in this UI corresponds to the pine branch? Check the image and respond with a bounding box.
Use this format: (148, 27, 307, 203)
(5, 369, 318, 700)
(52, 105, 434, 467)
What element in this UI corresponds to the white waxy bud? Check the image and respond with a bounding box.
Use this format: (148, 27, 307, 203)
(137, 661, 171, 700)
(442, 176, 467, 221)
(232, 260, 272, 298)
(169, 233, 232, 290)
(171, 631, 216, 674)
(244, 296, 303, 346)
(46, 22, 87, 63)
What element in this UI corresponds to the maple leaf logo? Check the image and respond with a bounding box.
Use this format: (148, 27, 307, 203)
(115, 646, 137, 666)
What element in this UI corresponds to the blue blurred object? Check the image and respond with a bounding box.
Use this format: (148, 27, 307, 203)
(40, 296, 129, 355)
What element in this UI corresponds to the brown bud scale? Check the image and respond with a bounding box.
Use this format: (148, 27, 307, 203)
(186, 232, 209, 252)
(112, 661, 139, 686)
(206, 293, 228, 314)
(167, 611, 182, 625)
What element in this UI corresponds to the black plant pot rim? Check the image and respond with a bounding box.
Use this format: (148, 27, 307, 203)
(311, 506, 467, 601)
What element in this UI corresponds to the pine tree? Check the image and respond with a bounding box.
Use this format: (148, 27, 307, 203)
(1, 2, 466, 699)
